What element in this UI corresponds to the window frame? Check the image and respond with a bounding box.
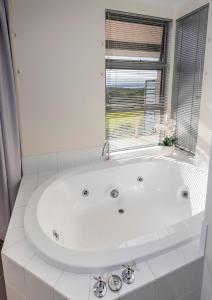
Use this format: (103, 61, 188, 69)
(105, 10, 171, 153)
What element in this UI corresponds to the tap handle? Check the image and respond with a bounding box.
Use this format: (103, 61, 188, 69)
(122, 264, 135, 284)
(122, 264, 134, 272)
(93, 276, 106, 285)
(93, 276, 107, 298)
(94, 276, 103, 282)
(94, 276, 100, 281)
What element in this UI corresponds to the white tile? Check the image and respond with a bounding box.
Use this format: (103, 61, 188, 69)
(121, 282, 156, 300)
(155, 279, 173, 300)
(119, 262, 155, 298)
(15, 189, 34, 208)
(184, 289, 201, 300)
(25, 255, 62, 287)
(148, 249, 203, 299)
(38, 153, 58, 174)
(3, 227, 25, 250)
(201, 264, 212, 300)
(5, 284, 27, 300)
(184, 258, 203, 295)
(176, 240, 202, 265)
(90, 146, 103, 162)
(184, 216, 202, 236)
(54, 290, 68, 300)
(155, 267, 186, 300)
(2, 255, 26, 296)
(25, 271, 54, 300)
(22, 156, 38, 175)
(57, 150, 76, 171)
(38, 171, 56, 186)
(166, 222, 188, 235)
(75, 148, 92, 166)
(55, 271, 91, 300)
(19, 175, 38, 191)
(8, 207, 25, 229)
(3, 239, 34, 267)
(147, 250, 182, 278)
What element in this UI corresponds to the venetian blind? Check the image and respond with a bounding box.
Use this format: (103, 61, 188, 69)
(105, 10, 171, 153)
(172, 5, 209, 155)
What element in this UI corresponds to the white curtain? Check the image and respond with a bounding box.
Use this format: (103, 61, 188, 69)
(0, 0, 22, 240)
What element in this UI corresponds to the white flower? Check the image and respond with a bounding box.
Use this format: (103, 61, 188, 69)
(155, 119, 176, 139)
(154, 123, 166, 134)
(166, 129, 173, 138)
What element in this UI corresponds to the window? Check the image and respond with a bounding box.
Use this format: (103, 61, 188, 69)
(172, 5, 208, 155)
(105, 10, 171, 153)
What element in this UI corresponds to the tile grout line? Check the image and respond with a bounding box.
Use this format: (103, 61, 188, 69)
(146, 261, 157, 280)
(53, 270, 65, 299)
(14, 204, 27, 209)
(86, 273, 91, 300)
(5, 282, 26, 298)
(3, 235, 25, 252)
(23, 252, 37, 299)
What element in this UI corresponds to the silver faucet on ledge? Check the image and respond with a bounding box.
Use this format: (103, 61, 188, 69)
(102, 141, 109, 160)
(122, 264, 135, 284)
(93, 276, 107, 298)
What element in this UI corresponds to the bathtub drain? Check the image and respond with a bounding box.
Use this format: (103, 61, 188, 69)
(118, 209, 124, 214)
(82, 189, 89, 197)
(137, 176, 143, 183)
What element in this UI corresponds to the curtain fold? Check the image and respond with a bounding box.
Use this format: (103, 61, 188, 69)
(0, 0, 22, 240)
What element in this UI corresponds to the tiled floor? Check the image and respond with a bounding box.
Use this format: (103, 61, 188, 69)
(0, 242, 7, 300)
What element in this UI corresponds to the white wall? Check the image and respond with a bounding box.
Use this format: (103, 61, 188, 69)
(9, 0, 176, 156)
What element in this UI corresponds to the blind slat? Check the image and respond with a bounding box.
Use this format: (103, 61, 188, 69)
(172, 5, 208, 155)
(105, 10, 170, 153)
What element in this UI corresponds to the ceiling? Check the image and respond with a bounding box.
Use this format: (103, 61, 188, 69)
(131, 0, 192, 9)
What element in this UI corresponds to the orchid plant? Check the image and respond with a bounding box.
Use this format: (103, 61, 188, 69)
(155, 119, 176, 147)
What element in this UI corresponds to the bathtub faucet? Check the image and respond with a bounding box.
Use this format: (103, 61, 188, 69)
(102, 141, 109, 160)
(122, 265, 135, 284)
(93, 276, 107, 298)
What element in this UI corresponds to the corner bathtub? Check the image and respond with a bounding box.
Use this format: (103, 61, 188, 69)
(24, 157, 207, 273)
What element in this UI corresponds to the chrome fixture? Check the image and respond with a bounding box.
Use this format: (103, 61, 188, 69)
(137, 176, 143, 183)
(122, 265, 135, 284)
(82, 189, 89, 197)
(52, 230, 59, 241)
(108, 274, 122, 292)
(111, 188, 119, 198)
(93, 276, 107, 298)
(102, 141, 109, 160)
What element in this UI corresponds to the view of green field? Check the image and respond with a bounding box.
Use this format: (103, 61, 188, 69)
(106, 111, 145, 139)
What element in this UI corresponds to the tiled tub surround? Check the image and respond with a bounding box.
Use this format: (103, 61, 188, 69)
(21, 145, 209, 178)
(22, 146, 105, 176)
(1, 187, 205, 300)
(1, 151, 207, 300)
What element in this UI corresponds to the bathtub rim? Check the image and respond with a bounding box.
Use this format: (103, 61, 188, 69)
(24, 156, 206, 273)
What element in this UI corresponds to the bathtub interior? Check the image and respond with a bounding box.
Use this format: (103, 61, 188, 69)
(36, 159, 207, 251)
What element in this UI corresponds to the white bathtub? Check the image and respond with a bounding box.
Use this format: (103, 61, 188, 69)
(24, 157, 207, 273)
